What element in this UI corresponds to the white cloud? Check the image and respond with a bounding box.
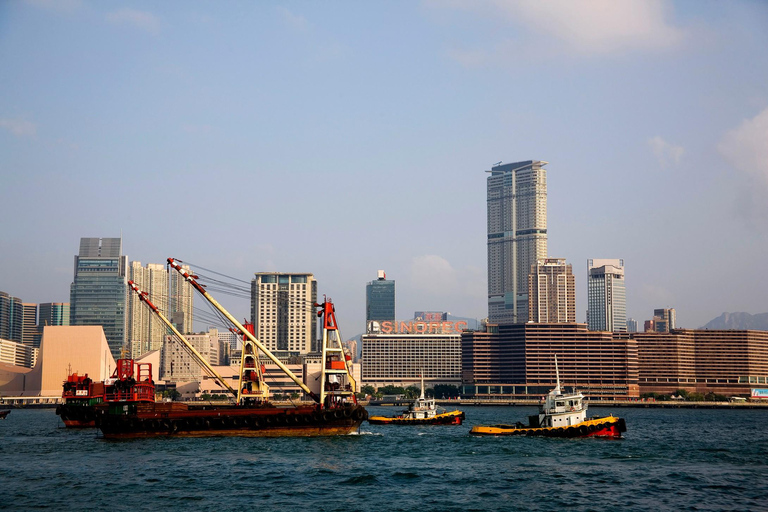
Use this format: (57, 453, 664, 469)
(0, 118, 37, 136)
(409, 255, 459, 296)
(718, 107, 768, 187)
(432, 0, 686, 62)
(106, 8, 160, 34)
(648, 136, 684, 167)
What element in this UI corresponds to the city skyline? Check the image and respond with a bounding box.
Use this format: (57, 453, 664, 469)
(1, 1, 767, 338)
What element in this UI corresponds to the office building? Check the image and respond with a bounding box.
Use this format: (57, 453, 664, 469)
(21, 303, 41, 348)
(461, 323, 639, 399)
(487, 160, 548, 324)
(627, 318, 638, 333)
(250, 272, 317, 354)
(587, 259, 626, 332)
(38, 303, 70, 328)
(161, 328, 221, 382)
(70, 237, 128, 358)
(366, 270, 395, 324)
(651, 308, 676, 333)
(528, 258, 576, 323)
(127, 262, 169, 358)
(0, 291, 23, 343)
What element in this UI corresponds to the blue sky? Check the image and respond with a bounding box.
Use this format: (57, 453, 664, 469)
(1, 0, 767, 336)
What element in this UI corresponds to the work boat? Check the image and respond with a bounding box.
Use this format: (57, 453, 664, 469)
(368, 376, 464, 425)
(94, 258, 367, 438)
(471, 358, 626, 438)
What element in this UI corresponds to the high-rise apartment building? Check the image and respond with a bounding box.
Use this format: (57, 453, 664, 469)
(250, 272, 317, 354)
(626, 318, 638, 333)
(21, 303, 41, 348)
(587, 259, 626, 332)
(169, 263, 194, 333)
(528, 258, 575, 323)
(0, 291, 23, 343)
(38, 303, 70, 328)
(366, 270, 395, 324)
(487, 160, 548, 324)
(70, 237, 128, 358)
(128, 262, 168, 358)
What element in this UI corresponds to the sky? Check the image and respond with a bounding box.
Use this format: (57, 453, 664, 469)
(1, 0, 767, 337)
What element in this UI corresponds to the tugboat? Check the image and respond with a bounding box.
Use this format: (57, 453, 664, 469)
(470, 357, 626, 438)
(94, 258, 367, 438)
(56, 359, 154, 428)
(368, 376, 465, 425)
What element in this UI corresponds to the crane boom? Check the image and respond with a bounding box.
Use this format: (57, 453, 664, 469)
(126, 280, 238, 399)
(167, 258, 321, 403)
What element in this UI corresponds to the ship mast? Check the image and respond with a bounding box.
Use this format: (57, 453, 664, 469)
(168, 258, 321, 404)
(127, 280, 238, 400)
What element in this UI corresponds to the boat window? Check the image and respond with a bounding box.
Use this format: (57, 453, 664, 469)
(556, 401, 564, 407)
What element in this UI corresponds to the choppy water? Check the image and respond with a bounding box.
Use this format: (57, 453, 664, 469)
(2, 407, 767, 511)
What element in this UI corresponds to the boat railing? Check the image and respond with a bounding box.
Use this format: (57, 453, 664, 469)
(104, 384, 155, 402)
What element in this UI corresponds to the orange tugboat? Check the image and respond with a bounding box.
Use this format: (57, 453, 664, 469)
(470, 357, 626, 438)
(94, 258, 366, 438)
(368, 376, 465, 425)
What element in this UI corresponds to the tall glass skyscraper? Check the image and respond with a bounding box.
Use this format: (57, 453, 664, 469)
(70, 237, 128, 358)
(366, 270, 395, 324)
(587, 259, 626, 332)
(487, 161, 548, 323)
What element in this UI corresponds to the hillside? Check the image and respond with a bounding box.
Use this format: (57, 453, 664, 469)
(700, 312, 768, 330)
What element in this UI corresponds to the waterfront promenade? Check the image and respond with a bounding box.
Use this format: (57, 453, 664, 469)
(368, 398, 768, 409)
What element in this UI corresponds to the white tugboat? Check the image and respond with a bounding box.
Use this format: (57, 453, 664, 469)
(368, 375, 464, 425)
(471, 357, 626, 438)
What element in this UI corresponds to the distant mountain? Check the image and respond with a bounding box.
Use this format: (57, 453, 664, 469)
(700, 312, 768, 330)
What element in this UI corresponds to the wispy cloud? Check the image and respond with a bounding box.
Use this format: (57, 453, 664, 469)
(648, 136, 684, 167)
(432, 0, 687, 64)
(277, 6, 308, 31)
(718, 107, 768, 225)
(106, 8, 160, 35)
(0, 118, 37, 137)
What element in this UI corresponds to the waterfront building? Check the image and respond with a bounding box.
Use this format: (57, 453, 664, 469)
(70, 237, 128, 358)
(0, 337, 37, 368)
(21, 303, 40, 348)
(38, 303, 70, 328)
(634, 329, 768, 396)
(487, 160, 548, 324)
(161, 328, 221, 382)
(587, 259, 626, 332)
(0, 291, 23, 343)
(461, 323, 638, 400)
(250, 273, 317, 354)
(366, 270, 395, 325)
(528, 258, 575, 323)
(361, 320, 464, 387)
(128, 262, 169, 358)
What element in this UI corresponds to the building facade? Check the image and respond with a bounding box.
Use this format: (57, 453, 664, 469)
(0, 337, 37, 368)
(528, 258, 575, 323)
(21, 303, 41, 348)
(168, 263, 194, 333)
(461, 323, 639, 400)
(161, 328, 221, 382)
(650, 308, 676, 333)
(70, 237, 128, 358)
(487, 160, 548, 324)
(0, 291, 23, 343)
(250, 273, 317, 354)
(127, 262, 169, 358)
(38, 303, 70, 328)
(587, 259, 626, 332)
(366, 270, 395, 324)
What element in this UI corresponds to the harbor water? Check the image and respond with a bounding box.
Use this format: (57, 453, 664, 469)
(2, 406, 767, 511)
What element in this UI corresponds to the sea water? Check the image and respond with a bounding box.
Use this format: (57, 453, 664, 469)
(1, 407, 767, 511)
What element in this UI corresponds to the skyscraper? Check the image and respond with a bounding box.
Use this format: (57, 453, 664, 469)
(0, 291, 23, 343)
(250, 272, 317, 354)
(487, 160, 548, 323)
(38, 303, 70, 328)
(651, 308, 676, 333)
(587, 259, 626, 332)
(528, 258, 575, 323)
(21, 303, 40, 348)
(366, 270, 395, 325)
(127, 262, 168, 357)
(169, 263, 194, 333)
(70, 237, 128, 358)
